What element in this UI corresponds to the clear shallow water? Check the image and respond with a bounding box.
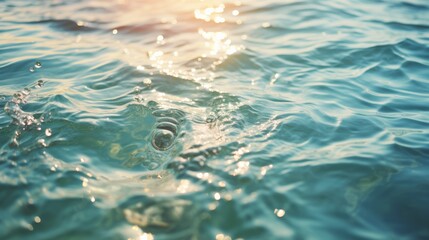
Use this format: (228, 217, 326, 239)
(1, 0, 429, 239)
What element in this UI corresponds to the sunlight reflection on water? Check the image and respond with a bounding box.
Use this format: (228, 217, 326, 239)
(1, 0, 429, 239)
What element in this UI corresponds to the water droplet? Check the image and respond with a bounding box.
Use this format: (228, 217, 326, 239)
(34, 62, 42, 68)
(112, 29, 118, 35)
(37, 139, 47, 147)
(34, 216, 41, 223)
(134, 86, 141, 93)
(224, 193, 233, 201)
(143, 78, 152, 86)
(45, 128, 52, 137)
(152, 129, 175, 151)
(274, 208, 286, 218)
(208, 202, 217, 211)
(90, 196, 95, 202)
(216, 233, 232, 240)
(270, 73, 280, 85)
(214, 192, 221, 200)
(156, 35, 165, 44)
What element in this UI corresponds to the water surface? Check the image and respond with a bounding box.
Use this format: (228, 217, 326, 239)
(1, 0, 429, 239)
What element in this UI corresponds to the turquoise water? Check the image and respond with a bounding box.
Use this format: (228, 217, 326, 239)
(1, 0, 429, 239)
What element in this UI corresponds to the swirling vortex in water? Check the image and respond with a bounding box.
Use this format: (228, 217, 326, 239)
(124, 108, 186, 170)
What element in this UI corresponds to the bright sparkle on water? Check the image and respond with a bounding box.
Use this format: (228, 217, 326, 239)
(34, 216, 41, 223)
(274, 209, 286, 218)
(45, 128, 52, 136)
(143, 78, 152, 86)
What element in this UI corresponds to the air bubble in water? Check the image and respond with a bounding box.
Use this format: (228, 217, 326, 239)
(152, 129, 175, 151)
(134, 86, 141, 93)
(35, 62, 42, 68)
(29, 67, 35, 72)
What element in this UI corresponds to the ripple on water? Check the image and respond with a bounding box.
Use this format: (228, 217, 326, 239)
(1, 0, 429, 239)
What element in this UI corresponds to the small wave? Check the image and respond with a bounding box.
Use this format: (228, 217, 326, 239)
(28, 19, 99, 32)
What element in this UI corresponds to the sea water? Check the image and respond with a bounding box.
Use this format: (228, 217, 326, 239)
(1, 0, 429, 239)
